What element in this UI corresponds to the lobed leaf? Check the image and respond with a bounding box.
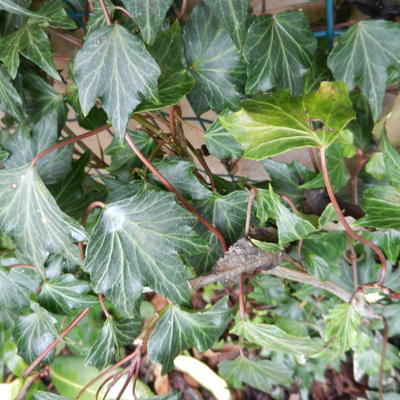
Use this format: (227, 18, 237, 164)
(0, 66, 25, 121)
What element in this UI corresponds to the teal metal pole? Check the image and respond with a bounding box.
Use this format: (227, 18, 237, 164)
(326, 0, 335, 50)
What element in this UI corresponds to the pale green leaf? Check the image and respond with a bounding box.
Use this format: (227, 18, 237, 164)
(219, 355, 292, 392)
(357, 185, 400, 230)
(0, 164, 87, 271)
(324, 303, 361, 354)
(73, 24, 160, 139)
(148, 299, 232, 374)
(203, 0, 248, 51)
(366, 152, 386, 181)
(121, 0, 173, 45)
(14, 302, 58, 363)
(231, 320, 321, 356)
(328, 20, 400, 120)
(220, 82, 355, 160)
(33, 393, 70, 400)
(0, 66, 25, 121)
(85, 190, 207, 316)
(183, 3, 245, 113)
(381, 128, 400, 190)
(86, 0, 115, 34)
(244, 11, 316, 96)
(0, 0, 36, 17)
(37, 274, 96, 315)
(0, 22, 59, 80)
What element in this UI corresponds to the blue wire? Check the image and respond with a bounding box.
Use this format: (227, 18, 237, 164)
(325, 0, 335, 50)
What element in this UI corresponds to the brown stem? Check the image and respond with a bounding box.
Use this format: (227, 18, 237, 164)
(179, 0, 188, 20)
(238, 275, 246, 320)
(31, 125, 111, 166)
(98, 294, 110, 318)
(82, 201, 106, 226)
(6, 264, 37, 271)
(279, 193, 299, 214)
(114, 5, 131, 18)
(50, 30, 82, 47)
(175, 114, 204, 134)
(347, 236, 359, 289)
(53, 55, 71, 62)
(99, 0, 112, 25)
(23, 308, 91, 376)
(320, 147, 387, 285)
(125, 133, 228, 253)
(193, 147, 216, 192)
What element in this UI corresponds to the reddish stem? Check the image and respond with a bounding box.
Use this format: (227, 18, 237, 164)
(50, 30, 82, 47)
(98, 294, 110, 318)
(31, 125, 111, 166)
(23, 308, 91, 376)
(320, 148, 387, 285)
(279, 193, 299, 214)
(99, 0, 112, 25)
(82, 201, 106, 226)
(238, 275, 246, 320)
(114, 5, 131, 18)
(179, 0, 188, 20)
(6, 264, 37, 271)
(125, 133, 228, 253)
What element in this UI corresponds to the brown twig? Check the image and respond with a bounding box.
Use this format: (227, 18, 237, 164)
(125, 133, 228, 253)
(50, 29, 82, 47)
(114, 5, 131, 18)
(347, 237, 359, 289)
(99, 0, 112, 25)
(23, 308, 91, 376)
(320, 147, 387, 286)
(175, 114, 204, 134)
(98, 294, 110, 319)
(82, 201, 106, 226)
(31, 125, 111, 165)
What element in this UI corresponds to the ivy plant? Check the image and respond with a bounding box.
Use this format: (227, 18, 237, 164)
(1, 0, 400, 398)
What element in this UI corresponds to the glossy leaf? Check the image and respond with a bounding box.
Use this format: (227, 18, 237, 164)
(121, 0, 173, 45)
(14, 302, 58, 363)
(328, 20, 400, 120)
(324, 303, 361, 354)
(73, 24, 160, 139)
(219, 355, 292, 392)
(153, 158, 210, 201)
(37, 274, 96, 315)
(33, 1, 75, 30)
(381, 128, 400, 190)
(85, 190, 207, 316)
(148, 299, 231, 374)
(220, 82, 355, 159)
(357, 185, 400, 229)
(231, 320, 321, 356)
(0, 21, 59, 80)
(244, 11, 316, 96)
(0, 0, 36, 17)
(137, 22, 194, 112)
(86, 0, 115, 35)
(203, 0, 248, 51)
(33, 393, 69, 400)
(0, 164, 86, 271)
(0, 66, 24, 121)
(183, 3, 245, 113)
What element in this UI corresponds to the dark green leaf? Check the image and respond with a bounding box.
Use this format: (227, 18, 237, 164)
(137, 23, 195, 112)
(381, 128, 400, 190)
(328, 20, 400, 120)
(153, 158, 210, 200)
(203, 0, 248, 52)
(85, 190, 207, 316)
(219, 355, 292, 392)
(204, 115, 243, 160)
(0, 164, 87, 271)
(183, 3, 245, 113)
(148, 298, 231, 374)
(324, 303, 360, 354)
(121, 0, 173, 45)
(220, 82, 355, 159)
(244, 11, 316, 96)
(0, 0, 29, 36)
(0, 21, 59, 80)
(73, 24, 160, 139)
(37, 274, 96, 314)
(0, 66, 25, 121)
(231, 320, 321, 356)
(14, 302, 58, 363)
(86, 0, 115, 35)
(357, 185, 400, 229)
(34, 1, 76, 29)
(0, 0, 36, 17)
(0, 147, 10, 161)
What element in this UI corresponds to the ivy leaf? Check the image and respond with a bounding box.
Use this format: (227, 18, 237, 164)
(220, 82, 355, 160)
(204, 115, 243, 160)
(219, 355, 292, 392)
(190, 191, 248, 272)
(0, 164, 87, 271)
(183, 3, 245, 113)
(324, 303, 361, 354)
(85, 317, 141, 369)
(153, 158, 210, 201)
(0, 20, 60, 80)
(37, 274, 97, 315)
(328, 20, 400, 120)
(85, 190, 207, 316)
(381, 128, 400, 190)
(244, 11, 316, 96)
(14, 302, 58, 363)
(137, 22, 194, 113)
(231, 320, 320, 356)
(264, 187, 316, 246)
(0, 66, 25, 121)
(203, 0, 248, 52)
(121, 0, 173, 45)
(33, 1, 75, 30)
(33, 393, 70, 400)
(0, 0, 36, 17)
(360, 229, 400, 265)
(73, 24, 160, 139)
(0, 147, 9, 162)
(357, 185, 400, 230)
(148, 298, 232, 374)
(86, 0, 115, 35)
(0, 0, 29, 35)
(3, 123, 72, 184)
